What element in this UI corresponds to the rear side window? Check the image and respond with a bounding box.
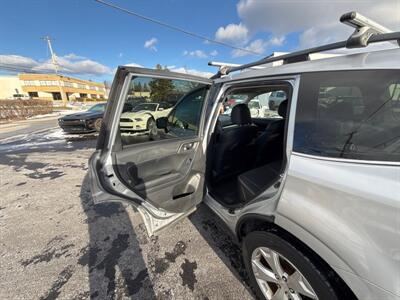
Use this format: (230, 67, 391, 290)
(294, 70, 400, 162)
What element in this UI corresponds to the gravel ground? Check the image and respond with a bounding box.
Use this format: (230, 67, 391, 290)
(0, 128, 254, 300)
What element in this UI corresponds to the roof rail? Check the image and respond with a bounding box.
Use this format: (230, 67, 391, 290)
(341, 11, 399, 48)
(211, 11, 400, 79)
(208, 61, 266, 73)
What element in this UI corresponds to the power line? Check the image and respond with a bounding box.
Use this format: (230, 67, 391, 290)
(0, 62, 63, 74)
(93, 0, 263, 56)
(0, 63, 42, 73)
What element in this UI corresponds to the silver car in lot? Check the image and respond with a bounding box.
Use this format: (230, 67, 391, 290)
(89, 13, 400, 300)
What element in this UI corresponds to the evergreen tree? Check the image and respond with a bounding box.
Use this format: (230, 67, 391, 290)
(149, 64, 174, 102)
(137, 82, 142, 92)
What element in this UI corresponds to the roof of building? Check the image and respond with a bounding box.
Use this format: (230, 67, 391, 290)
(217, 48, 400, 83)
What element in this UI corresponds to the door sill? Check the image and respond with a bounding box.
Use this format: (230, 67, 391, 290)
(138, 203, 196, 236)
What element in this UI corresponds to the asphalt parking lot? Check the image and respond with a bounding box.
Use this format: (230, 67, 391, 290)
(0, 128, 254, 299)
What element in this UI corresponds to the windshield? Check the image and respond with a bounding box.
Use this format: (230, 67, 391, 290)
(132, 103, 158, 112)
(88, 103, 106, 112)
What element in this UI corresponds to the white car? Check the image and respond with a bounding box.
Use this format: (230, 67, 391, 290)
(119, 102, 172, 136)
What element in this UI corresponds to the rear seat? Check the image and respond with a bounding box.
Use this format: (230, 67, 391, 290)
(238, 161, 282, 204)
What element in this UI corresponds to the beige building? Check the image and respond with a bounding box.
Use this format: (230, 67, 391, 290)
(0, 76, 25, 99)
(0, 73, 106, 102)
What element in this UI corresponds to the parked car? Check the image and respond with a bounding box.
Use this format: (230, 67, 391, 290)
(89, 13, 400, 300)
(268, 90, 287, 110)
(58, 103, 107, 133)
(58, 102, 134, 133)
(119, 102, 172, 136)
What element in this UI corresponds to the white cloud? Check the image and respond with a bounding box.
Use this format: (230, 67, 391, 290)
(210, 50, 218, 56)
(63, 53, 86, 60)
(0, 55, 39, 69)
(144, 37, 158, 51)
(231, 36, 285, 57)
(269, 36, 285, 46)
(0, 54, 112, 76)
(170, 67, 213, 78)
(215, 23, 249, 44)
(118, 53, 123, 58)
(232, 39, 265, 57)
(236, 0, 400, 48)
(124, 62, 143, 67)
(183, 50, 208, 58)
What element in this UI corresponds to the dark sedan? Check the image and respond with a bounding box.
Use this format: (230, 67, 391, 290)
(58, 103, 106, 133)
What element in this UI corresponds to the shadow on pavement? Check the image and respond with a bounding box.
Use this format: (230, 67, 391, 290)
(189, 204, 253, 294)
(79, 174, 156, 299)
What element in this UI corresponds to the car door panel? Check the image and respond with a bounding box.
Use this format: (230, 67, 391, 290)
(114, 137, 203, 212)
(90, 66, 212, 235)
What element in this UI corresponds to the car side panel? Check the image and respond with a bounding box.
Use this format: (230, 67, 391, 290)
(277, 153, 400, 299)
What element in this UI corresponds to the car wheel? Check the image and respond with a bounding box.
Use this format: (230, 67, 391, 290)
(242, 231, 339, 300)
(94, 118, 102, 132)
(147, 118, 158, 140)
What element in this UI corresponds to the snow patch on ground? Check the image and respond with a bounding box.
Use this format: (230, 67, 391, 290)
(27, 110, 86, 120)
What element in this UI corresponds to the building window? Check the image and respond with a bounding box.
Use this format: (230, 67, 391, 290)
(64, 81, 73, 87)
(28, 92, 39, 98)
(52, 92, 62, 100)
(39, 80, 47, 86)
(78, 84, 85, 89)
(24, 80, 36, 86)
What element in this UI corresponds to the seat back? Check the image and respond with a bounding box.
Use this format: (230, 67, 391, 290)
(212, 104, 257, 181)
(253, 100, 288, 166)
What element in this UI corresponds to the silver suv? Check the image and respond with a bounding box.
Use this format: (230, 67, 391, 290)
(89, 12, 400, 300)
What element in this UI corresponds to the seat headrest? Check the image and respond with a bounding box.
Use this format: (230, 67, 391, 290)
(231, 103, 252, 125)
(326, 101, 354, 121)
(278, 100, 288, 118)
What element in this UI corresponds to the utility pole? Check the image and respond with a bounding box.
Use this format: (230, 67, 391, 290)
(41, 36, 58, 74)
(41, 36, 67, 105)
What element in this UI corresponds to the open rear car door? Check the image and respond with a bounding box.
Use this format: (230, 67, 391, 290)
(89, 67, 212, 235)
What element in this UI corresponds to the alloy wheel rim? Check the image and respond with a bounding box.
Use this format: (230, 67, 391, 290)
(251, 247, 318, 300)
(94, 118, 102, 131)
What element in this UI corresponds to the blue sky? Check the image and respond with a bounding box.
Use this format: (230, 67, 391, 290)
(0, 0, 399, 81)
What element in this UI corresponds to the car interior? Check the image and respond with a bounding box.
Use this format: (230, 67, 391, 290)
(207, 84, 291, 208)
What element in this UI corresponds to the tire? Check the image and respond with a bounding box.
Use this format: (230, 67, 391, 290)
(268, 101, 275, 111)
(242, 231, 339, 300)
(94, 118, 102, 132)
(147, 118, 158, 140)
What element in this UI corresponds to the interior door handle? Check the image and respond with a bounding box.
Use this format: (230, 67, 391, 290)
(180, 142, 196, 152)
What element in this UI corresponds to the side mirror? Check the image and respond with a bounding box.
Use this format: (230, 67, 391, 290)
(156, 117, 168, 129)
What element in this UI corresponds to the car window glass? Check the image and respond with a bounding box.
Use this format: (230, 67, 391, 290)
(119, 75, 208, 146)
(89, 103, 105, 112)
(221, 90, 286, 120)
(294, 70, 400, 162)
(167, 87, 208, 137)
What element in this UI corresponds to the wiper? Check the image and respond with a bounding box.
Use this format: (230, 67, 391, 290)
(339, 130, 357, 157)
